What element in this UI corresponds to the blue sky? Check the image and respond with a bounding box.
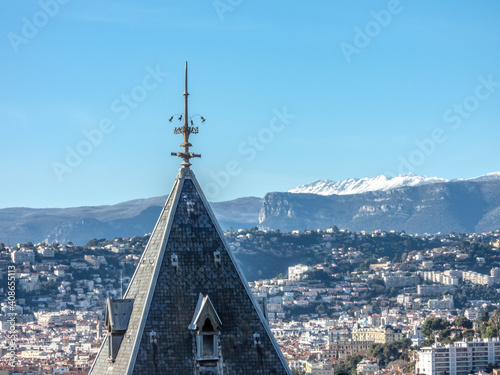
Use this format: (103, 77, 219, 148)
(1, 0, 500, 208)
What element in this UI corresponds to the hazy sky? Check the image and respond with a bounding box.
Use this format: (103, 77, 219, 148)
(1, 1, 500, 208)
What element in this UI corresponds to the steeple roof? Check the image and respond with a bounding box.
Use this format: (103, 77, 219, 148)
(90, 63, 290, 374)
(89, 164, 291, 375)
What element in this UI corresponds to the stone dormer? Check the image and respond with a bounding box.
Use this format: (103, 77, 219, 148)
(105, 298, 134, 362)
(189, 293, 222, 371)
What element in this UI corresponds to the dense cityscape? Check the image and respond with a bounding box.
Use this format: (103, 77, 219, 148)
(4, 1, 500, 374)
(2, 227, 500, 374)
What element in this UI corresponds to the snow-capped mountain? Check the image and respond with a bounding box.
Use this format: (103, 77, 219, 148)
(263, 173, 500, 234)
(464, 172, 500, 182)
(288, 174, 449, 196)
(289, 173, 500, 196)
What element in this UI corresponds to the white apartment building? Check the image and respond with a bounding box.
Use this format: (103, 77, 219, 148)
(305, 360, 335, 375)
(422, 271, 459, 286)
(328, 328, 350, 342)
(464, 308, 482, 321)
(11, 249, 35, 264)
(462, 271, 496, 286)
(37, 246, 55, 257)
(357, 358, 379, 375)
(397, 293, 412, 304)
(428, 295, 454, 311)
(288, 264, 311, 281)
(418, 338, 500, 375)
(35, 310, 76, 327)
(382, 273, 420, 288)
(418, 284, 454, 296)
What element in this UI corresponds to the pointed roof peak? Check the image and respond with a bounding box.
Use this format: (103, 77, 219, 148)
(169, 62, 205, 169)
(90, 64, 291, 375)
(89, 169, 291, 374)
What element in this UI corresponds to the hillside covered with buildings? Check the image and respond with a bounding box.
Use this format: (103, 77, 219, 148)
(1, 228, 500, 373)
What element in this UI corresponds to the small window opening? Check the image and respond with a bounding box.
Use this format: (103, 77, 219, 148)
(203, 335, 214, 357)
(213, 251, 221, 267)
(202, 318, 214, 332)
(202, 318, 215, 357)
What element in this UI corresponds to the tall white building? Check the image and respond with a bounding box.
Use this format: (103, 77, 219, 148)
(418, 338, 500, 375)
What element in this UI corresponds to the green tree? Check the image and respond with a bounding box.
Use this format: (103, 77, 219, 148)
(368, 343, 383, 358)
(422, 318, 450, 338)
(85, 238, 98, 247)
(483, 326, 497, 339)
(489, 308, 500, 334)
(335, 354, 363, 375)
(291, 368, 306, 375)
(420, 338, 435, 347)
(463, 329, 475, 340)
(439, 328, 451, 342)
(367, 339, 412, 367)
(316, 304, 326, 314)
(304, 269, 332, 282)
(454, 317, 473, 329)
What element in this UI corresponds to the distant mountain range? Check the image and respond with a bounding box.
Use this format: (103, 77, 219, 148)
(288, 173, 500, 196)
(1, 173, 500, 245)
(0, 196, 262, 245)
(261, 173, 500, 234)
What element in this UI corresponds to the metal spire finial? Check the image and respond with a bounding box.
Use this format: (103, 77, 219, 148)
(170, 62, 205, 168)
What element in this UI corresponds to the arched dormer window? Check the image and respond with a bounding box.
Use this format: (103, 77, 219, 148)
(189, 293, 222, 361)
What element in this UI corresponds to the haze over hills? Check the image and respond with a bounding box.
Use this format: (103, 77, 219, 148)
(1, 173, 500, 245)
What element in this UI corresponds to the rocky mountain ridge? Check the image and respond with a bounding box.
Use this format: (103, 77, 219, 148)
(261, 178, 500, 234)
(2, 173, 500, 245)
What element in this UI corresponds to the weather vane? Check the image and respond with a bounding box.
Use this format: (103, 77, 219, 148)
(170, 62, 205, 168)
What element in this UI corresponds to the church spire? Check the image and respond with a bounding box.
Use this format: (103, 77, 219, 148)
(170, 62, 205, 168)
(89, 65, 292, 375)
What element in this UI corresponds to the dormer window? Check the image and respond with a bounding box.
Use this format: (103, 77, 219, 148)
(189, 293, 222, 363)
(105, 298, 134, 363)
